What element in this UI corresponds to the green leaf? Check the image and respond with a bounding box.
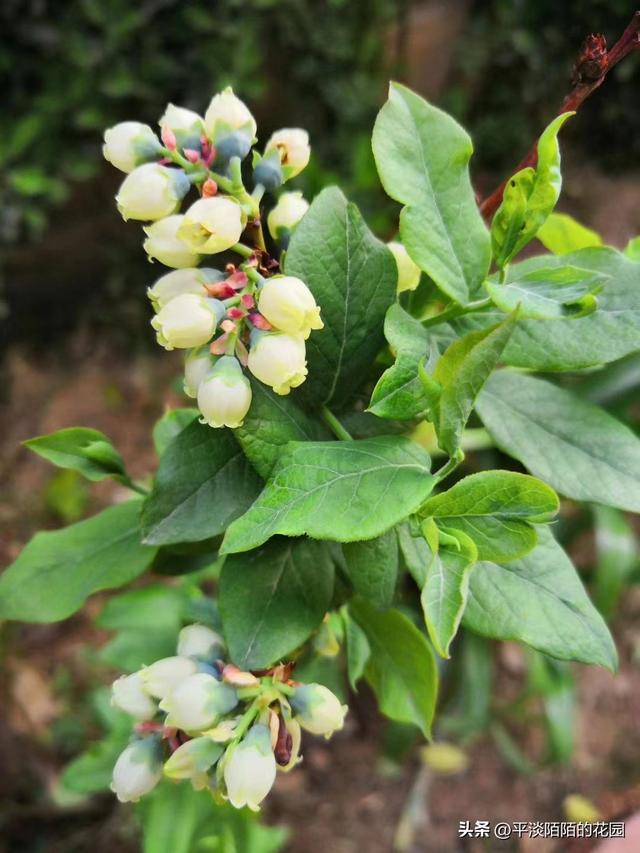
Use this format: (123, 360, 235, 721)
(342, 529, 398, 609)
(372, 82, 490, 304)
(592, 506, 638, 617)
(24, 427, 125, 482)
(419, 470, 559, 562)
(368, 304, 433, 420)
(219, 538, 334, 669)
(285, 186, 397, 406)
(491, 113, 573, 267)
(457, 248, 640, 371)
(537, 212, 602, 254)
(430, 311, 517, 455)
(485, 266, 604, 320)
(624, 236, 640, 261)
(152, 408, 199, 457)
(477, 370, 640, 512)
(141, 420, 262, 546)
(0, 500, 156, 622)
(396, 520, 432, 587)
(350, 599, 438, 737)
(235, 378, 329, 479)
(342, 608, 370, 690)
(421, 528, 477, 658)
(463, 527, 617, 670)
(221, 437, 435, 554)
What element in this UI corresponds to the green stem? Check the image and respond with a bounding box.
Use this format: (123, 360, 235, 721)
(422, 297, 491, 328)
(119, 476, 150, 496)
(232, 701, 260, 743)
(434, 451, 464, 482)
(320, 405, 353, 441)
(231, 242, 254, 258)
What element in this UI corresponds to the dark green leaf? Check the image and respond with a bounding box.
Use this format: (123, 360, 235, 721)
(24, 427, 125, 482)
(152, 408, 199, 457)
(343, 529, 398, 609)
(396, 520, 432, 587)
(342, 608, 370, 690)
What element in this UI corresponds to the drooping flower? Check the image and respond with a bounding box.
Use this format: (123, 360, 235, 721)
(140, 655, 199, 700)
(111, 737, 162, 803)
(103, 122, 161, 173)
(267, 192, 309, 242)
(177, 624, 224, 661)
(177, 197, 245, 255)
(143, 215, 202, 268)
(197, 356, 252, 428)
(147, 268, 225, 310)
(257, 275, 323, 339)
(290, 683, 347, 738)
(247, 332, 307, 395)
(158, 104, 204, 149)
(223, 724, 276, 811)
(264, 128, 310, 180)
(151, 293, 224, 350)
(116, 164, 190, 222)
(111, 672, 157, 721)
(204, 87, 257, 161)
(160, 672, 238, 732)
(163, 736, 223, 790)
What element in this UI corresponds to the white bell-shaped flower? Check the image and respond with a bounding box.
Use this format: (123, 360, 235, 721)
(197, 356, 252, 429)
(290, 683, 347, 738)
(111, 738, 162, 803)
(159, 103, 204, 148)
(184, 346, 215, 398)
(257, 275, 323, 340)
(148, 268, 225, 310)
(204, 87, 257, 150)
(103, 121, 161, 173)
(177, 197, 244, 255)
(223, 724, 276, 811)
(267, 192, 309, 241)
(140, 655, 198, 700)
(143, 215, 202, 268)
(163, 736, 223, 790)
(160, 672, 238, 732)
(388, 241, 421, 293)
(111, 672, 157, 720)
(265, 129, 310, 180)
(151, 293, 223, 350)
(116, 164, 190, 222)
(177, 624, 224, 661)
(247, 332, 307, 396)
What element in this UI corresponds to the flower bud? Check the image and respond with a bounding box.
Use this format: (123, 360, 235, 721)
(388, 241, 421, 293)
(140, 655, 198, 699)
(223, 724, 276, 811)
(204, 87, 257, 160)
(247, 332, 307, 395)
(116, 164, 190, 222)
(177, 624, 224, 661)
(178, 197, 245, 255)
(184, 346, 215, 398)
(151, 293, 224, 350)
(147, 267, 225, 310)
(111, 672, 157, 720)
(197, 355, 252, 429)
(267, 192, 309, 242)
(103, 121, 161, 173)
(265, 129, 310, 180)
(290, 683, 347, 738)
(159, 103, 204, 150)
(163, 736, 223, 790)
(257, 276, 323, 340)
(160, 672, 237, 732)
(252, 151, 283, 192)
(111, 738, 162, 803)
(143, 215, 202, 268)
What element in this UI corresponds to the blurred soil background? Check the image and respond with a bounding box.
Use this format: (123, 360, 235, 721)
(2, 1, 640, 851)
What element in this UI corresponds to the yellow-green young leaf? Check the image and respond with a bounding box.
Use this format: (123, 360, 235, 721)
(463, 527, 617, 671)
(350, 599, 438, 737)
(219, 538, 334, 669)
(492, 113, 573, 268)
(477, 370, 640, 512)
(372, 83, 490, 305)
(343, 530, 399, 610)
(421, 527, 477, 658)
(420, 470, 559, 563)
(221, 437, 436, 554)
(430, 311, 517, 456)
(537, 212, 603, 254)
(284, 186, 397, 407)
(624, 236, 640, 261)
(24, 427, 125, 482)
(0, 500, 157, 622)
(485, 266, 605, 321)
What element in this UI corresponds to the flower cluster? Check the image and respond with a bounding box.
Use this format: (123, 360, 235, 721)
(110, 623, 347, 811)
(103, 89, 321, 429)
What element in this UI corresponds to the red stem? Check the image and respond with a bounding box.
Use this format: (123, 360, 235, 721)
(479, 12, 640, 221)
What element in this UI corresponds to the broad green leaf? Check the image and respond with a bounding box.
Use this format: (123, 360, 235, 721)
(368, 304, 433, 420)
(342, 608, 371, 689)
(221, 436, 435, 554)
(219, 537, 334, 669)
(477, 370, 640, 512)
(537, 212, 602, 254)
(430, 311, 517, 456)
(152, 408, 199, 457)
(0, 500, 156, 622)
(141, 419, 262, 545)
(24, 426, 125, 482)
(527, 652, 575, 764)
(463, 527, 617, 671)
(343, 529, 398, 609)
(623, 235, 640, 261)
(285, 186, 397, 406)
(419, 470, 559, 562)
(396, 520, 432, 587)
(421, 528, 477, 658)
(592, 505, 638, 617)
(439, 633, 491, 738)
(373, 82, 490, 304)
(456, 248, 640, 370)
(485, 266, 604, 320)
(235, 378, 329, 478)
(491, 113, 573, 267)
(350, 599, 438, 736)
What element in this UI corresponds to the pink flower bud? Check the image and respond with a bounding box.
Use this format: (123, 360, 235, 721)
(202, 178, 218, 197)
(183, 148, 200, 163)
(161, 125, 177, 150)
(241, 293, 255, 309)
(227, 307, 245, 320)
(220, 319, 236, 334)
(249, 312, 272, 331)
